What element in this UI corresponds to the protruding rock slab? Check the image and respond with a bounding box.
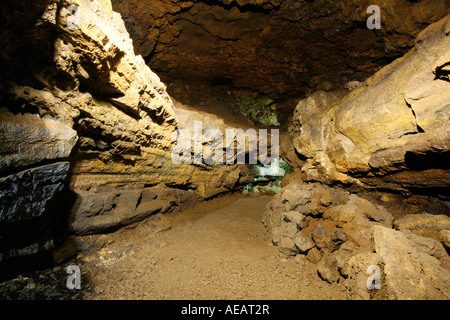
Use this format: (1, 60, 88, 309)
(69, 184, 198, 235)
(292, 15, 450, 193)
(0, 110, 78, 172)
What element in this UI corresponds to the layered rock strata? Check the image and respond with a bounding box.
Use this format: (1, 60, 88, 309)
(0, 109, 77, 277)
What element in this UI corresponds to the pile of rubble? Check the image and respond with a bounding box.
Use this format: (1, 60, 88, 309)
(262, 181, 450, 299)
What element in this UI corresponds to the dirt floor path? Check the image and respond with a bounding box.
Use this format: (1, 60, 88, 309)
(77, 193, 348, 300)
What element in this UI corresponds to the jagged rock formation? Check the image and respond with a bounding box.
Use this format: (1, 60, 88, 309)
(291, 15, 450, 194)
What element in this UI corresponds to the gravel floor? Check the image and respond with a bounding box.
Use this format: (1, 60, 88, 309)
(0, 193, 348, 300)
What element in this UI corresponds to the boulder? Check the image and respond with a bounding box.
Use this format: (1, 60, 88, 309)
(292, 231, 315, 253)
(330, 229, 348, 252)
(280, 222, 299, 239)
(340, 222, 374, 251)
(262, 179, 450, 299)
(278, 237, 297, 257)
(373, 226, 450, 299)
(402, 231, 448, 261)
(317, 252, 341, 284)
(306, 247, 322, 264)
(311, 225, 332, 250)
(263, 181, 393, 255)
(341, 252, 383, 300)
(282, 211, 308, 229)
(323, 194, 393, 228)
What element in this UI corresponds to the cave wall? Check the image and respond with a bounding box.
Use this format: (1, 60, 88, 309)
(263, 16, 450, 299)
(0, 0, 253, 275)
(290, 15, 450, 194)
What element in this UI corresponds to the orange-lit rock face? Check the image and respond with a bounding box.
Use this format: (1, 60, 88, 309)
(112, 0, 450, 97)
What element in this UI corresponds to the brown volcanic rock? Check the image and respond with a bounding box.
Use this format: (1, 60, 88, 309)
(0, 162, 70, 274)
(372, 225, 450, 299)
(68, 184, 198, 235)
(0, 110, 78, 172)
(1, 0, 252, 197)
(55, 0, 254, 198)
(112, 0, 450, 97)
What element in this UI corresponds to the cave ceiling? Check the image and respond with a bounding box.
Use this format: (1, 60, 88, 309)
(111, 0, 450, 98)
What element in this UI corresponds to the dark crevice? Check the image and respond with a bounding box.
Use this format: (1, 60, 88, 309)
(110, 154, 138, 166)
(404, 151, 450, 170)
(371, 52, 407, 65)
(210, 77, 234, 87)
(144, 108, 167, 126)
(417, 124, 425, 133)
(144, 49, 156, 65)
(294, 149, 309, 162)
(111, 103, 141, 121)
(195, 0, 276, 14)
(434, 62, 450, 82)
(0, 158, 70, 179)
(405, 186, 450, 200)
(135, 192, 143, 209)
(0, 96, 40, 115)
(163, 183, 196, 191)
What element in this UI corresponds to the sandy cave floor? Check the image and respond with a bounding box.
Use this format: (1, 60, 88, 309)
(0, 193, 349, 300)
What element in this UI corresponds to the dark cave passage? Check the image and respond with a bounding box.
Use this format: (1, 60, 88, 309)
(0, 0, 449, 302)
